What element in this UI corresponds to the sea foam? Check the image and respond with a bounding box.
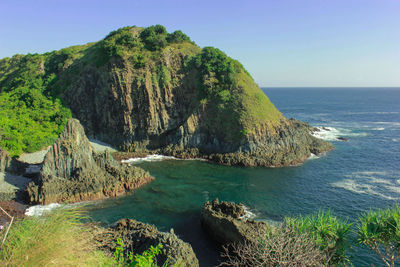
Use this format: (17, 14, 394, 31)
(25, 203, 62, 216)
(121, 154, 178, 164)
(311, 126, 367, 141)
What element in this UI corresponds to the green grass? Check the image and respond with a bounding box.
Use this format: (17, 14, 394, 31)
(0, 208, 113, 266)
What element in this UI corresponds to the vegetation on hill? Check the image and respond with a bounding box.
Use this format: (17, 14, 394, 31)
(0, 53, 71, 157)
(0, 24, 283, 157)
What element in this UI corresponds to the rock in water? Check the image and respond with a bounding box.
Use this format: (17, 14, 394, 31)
(26, 119, 153, 204)
(201, 199, 267, 245)
(93, 219, 199, 267)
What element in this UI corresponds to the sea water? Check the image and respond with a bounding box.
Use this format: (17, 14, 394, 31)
(85, 88, 400, 266)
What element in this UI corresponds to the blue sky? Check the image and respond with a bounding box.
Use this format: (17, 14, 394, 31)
(0, 0, 399, 87)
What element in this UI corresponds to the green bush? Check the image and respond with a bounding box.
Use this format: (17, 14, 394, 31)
(166, 30, 191, 43)
(140, 25, 169, 51)
(357, 204, 400, 267)
(285, 210, 352, 266)
(113, 238, 169, 267)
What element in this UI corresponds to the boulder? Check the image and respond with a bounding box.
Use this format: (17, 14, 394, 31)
(93, 219, 199, 267)
(201, 199, 267, 245)
(26, 119, 153, 204)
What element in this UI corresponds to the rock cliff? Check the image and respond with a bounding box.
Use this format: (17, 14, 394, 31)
(26, 119, 153, 204)
(1, 25, 333, 166)
(93, 219, 199, 266)
(201, 199, 267, 245)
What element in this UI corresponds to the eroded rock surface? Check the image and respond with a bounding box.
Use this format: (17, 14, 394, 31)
(26, 119, 153, 204)
(93, 219, 199, 267)
(0, 148, 12, 173)
(201, 199, 267, 245)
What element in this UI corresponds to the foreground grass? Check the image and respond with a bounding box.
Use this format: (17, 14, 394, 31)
(0, 208, 112, 266)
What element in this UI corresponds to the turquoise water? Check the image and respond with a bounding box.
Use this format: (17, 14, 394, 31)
(86, 88, 400, 266)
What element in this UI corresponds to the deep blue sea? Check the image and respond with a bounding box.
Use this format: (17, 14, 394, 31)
(86, 88, 400, 266)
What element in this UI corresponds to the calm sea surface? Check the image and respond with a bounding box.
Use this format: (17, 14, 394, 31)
(86, 88, 400, 266)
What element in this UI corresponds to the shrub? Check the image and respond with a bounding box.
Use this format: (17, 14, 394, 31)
(220, 225, 327, 266)
(140, 25, 168, 51)
(285, 210, 352, 266)
(113, 238, 168, 267)
(166, 30, 191, 43)
(357, 204, 400, 267)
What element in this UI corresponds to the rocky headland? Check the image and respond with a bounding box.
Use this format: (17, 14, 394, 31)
(0, 25, 333, 168)
(26, 119, 153, 204)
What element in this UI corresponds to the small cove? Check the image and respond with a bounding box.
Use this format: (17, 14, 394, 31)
(86, 88, 400, 266)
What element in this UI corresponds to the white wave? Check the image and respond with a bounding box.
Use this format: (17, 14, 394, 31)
(371, 127, 385, 131)
(311, 126, 367, 141)
(25, 203, 62, 216)
(121, 154, 178, 164)
(239, 205, 257, 221)
(307, 153, 320, 160)
(311, 127, 341, 141)
(393, 138, 399, 142)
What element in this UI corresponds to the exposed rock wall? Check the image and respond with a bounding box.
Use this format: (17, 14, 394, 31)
(0, 148, 12, 173)
(201, 199, 267, 245)
(26, 119, 153, 204)
(93, 219, 199, 267)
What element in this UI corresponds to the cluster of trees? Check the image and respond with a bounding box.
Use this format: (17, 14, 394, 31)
(101, 25, 192, 60)
(0, 54, 71, 156)
(221, 205, 400, 267)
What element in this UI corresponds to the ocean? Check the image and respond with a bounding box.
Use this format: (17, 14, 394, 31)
(85, 87, 400, 266)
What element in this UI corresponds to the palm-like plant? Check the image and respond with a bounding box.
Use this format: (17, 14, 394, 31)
(357, 204, 400, 267)
(285, 210, 352, 266)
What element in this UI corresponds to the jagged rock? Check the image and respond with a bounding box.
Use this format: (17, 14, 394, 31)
(0, 148, 12, 173)
(201, 199, 267, 245)
(26, 119, 153, 204)
(93, 219, 199, 267)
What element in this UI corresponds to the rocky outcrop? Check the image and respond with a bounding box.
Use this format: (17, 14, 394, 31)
(0, 148, 12, 173)
(93, 219, 199, 266)
(1, 26, 333, 167)
(26, 119, 153, 204)
(201, 199, 267, 245)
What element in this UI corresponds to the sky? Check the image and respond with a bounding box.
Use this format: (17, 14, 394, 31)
(0, 0, 399, 87)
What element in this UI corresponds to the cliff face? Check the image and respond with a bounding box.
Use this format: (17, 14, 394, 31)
(0, 25, 333, 166)
(26, 119, 153, 204)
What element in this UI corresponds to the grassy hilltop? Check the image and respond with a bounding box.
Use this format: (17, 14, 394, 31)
(0, 25, 282, 157)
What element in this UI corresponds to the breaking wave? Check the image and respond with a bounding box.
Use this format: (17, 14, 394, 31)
(121, 154, 179, 164)
(311, 126, 367, 141)
(25, 203, 62, 216)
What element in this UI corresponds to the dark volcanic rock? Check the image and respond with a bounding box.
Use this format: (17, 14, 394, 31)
(201, 199, 267, 245)
(93, 219, 199, 267)
(26, 119, 153, 204)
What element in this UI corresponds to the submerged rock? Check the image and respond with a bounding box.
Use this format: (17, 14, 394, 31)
(93, 219, 199, 266)
(201, 199, 267, 245)
(26, 119, 153, 204)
